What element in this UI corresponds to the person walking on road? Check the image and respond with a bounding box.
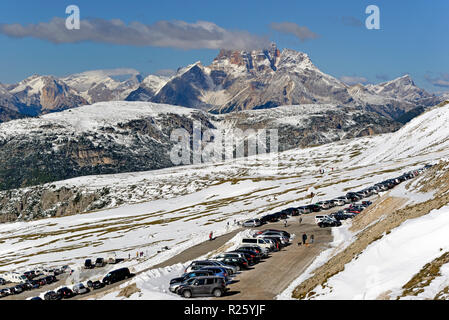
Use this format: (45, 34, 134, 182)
(209, 231, 213, 241)
(310, 234, 315, 244)
(302, 233, 308, 246)
(299, 216, 303, 224)
(284, 219, 288, 227)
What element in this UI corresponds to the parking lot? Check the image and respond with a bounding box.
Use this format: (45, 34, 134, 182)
(0, 166, 429, 300)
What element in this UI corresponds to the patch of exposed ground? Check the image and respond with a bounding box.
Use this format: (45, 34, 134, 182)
(349, 196, 408, 233)
(398, 251, 449, 298)
(117, 283, 141, 298)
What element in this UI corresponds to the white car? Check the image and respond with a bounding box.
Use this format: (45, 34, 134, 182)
(332, 199, 346, 206)
(240, 238, 273, 251)
(316, 201, 330, 210)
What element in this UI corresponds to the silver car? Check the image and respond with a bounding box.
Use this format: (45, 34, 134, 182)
(242, 219, 261, 227)
(72, 283, 89, 294)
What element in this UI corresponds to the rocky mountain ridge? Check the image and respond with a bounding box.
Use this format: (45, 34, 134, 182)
(0, 45, 444, 123)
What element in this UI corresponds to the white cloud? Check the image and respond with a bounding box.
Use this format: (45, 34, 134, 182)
(340, 76, 368, 85)
(0, 18, 270, 50)
(270, 22, 319, 42)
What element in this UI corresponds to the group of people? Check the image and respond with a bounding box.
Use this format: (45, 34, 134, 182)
(128, 251, 146, 260)
(299, 232, 314, 246)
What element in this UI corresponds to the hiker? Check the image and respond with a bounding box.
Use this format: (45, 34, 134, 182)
(302, 233, 308, 245)
(310, 234, 315, 244)
(209, 231, 213, 241)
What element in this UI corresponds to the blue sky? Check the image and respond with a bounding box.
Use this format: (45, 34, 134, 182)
(0, 0, 448, 92)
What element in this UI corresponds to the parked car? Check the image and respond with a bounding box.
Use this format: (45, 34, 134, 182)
(241, 238, 273, 251)
(84, 259, 94, 269)
(238, 245, 269, 258)
(44, 291, 62, 300)
(232, 248, 261, 263)
(318, 219, 342, 228)
(260, 215, 273, 224)
(45, 275, 57, 284)
(332, 199, 346, 206)
(214, 257, 249, 271)
(330, 211, 354, 221)
(283, 207, 300, 216)
(29, 296, 43, 300)
(57, 287, 75, 299)
(0, 277, 6, 285)
(95, 258, 105, 267)
(102, 268, 132, 285)
(2, 288, 12, 296)
(22, 282, 33, 290)
(258, 229, 290, 238)
(54, 268, 63, 275)
(92, 280, 105, 290)
(72, 283, 89, 295)
(12, 285, 23, 294)
(23, 271, 36, 280)
(263, 214, 279, 223)
(297, 206, 311, 214)
(242, 219, 262, 227)
(169, 270, 215, 293)
(305, 204, 321, 212)
(185, 260, 236, 275)
(316, 201, 330, 210)
(176, 276, 228, 298)
(198, 267, 230, 282)
(278, 211, 288, 219)
(315, 215, 331, 224)
(213, 252, 247, 261)
(225, 251, 256, 265)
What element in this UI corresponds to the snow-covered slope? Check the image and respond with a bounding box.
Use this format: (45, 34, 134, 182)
(0, 102, 447, 275)
(358, 102, 449, 165)
(0, 101, 399, 191)
(62, 69, 144, 103)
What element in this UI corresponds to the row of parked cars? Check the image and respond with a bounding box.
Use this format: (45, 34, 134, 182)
(242, 165, 431, 228)
(315, 201, 373, 227)
(0, 265, 72, 298)
(0, 253, 126, 300)
(169, 229, 291, 298)
(27, 267, 133, 300)
(0, 273, 61, 298)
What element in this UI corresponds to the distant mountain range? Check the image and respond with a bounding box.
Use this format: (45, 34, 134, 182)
(0, 44, 445, 123)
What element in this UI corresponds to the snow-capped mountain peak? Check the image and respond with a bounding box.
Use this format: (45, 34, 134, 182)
(62, 68, 143, 103)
